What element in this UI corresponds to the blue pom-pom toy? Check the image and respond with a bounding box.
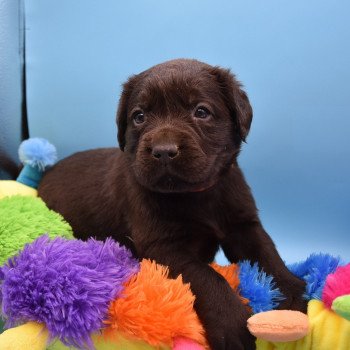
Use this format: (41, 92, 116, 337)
(17, 138, 57, 189)
(238, 260, 285, 313)
(287, 253, 342, 300)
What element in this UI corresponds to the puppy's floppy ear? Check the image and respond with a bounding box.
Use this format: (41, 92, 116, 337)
(210, 67, 253, 142)
(117, 74, 139, 151)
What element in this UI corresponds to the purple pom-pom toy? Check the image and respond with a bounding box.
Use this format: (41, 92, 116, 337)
(0, 235, 139, 348)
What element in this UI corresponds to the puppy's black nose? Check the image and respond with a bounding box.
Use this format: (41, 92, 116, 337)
(152, 144, 179, 163)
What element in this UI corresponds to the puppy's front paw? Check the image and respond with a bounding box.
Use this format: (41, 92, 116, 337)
(205, 311, 256, 350)
(207, 325, 256, 350)
(278, 276, 307, 313)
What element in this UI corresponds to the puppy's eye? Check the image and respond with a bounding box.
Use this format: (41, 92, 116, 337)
(133, 112, 145, 125)
(194, 106, 211, 119)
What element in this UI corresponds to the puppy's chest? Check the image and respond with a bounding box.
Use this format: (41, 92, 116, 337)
(162, 197, 231, 240)
(177, 216, 225, 263)
(185, 216, 226, 240)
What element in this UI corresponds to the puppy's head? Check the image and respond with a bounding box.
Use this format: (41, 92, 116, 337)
(117, 59, 252, 193)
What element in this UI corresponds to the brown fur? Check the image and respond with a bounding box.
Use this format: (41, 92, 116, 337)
(39, 59, 306, 350)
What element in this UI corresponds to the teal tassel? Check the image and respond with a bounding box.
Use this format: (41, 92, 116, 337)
(17, 164, 42, 189)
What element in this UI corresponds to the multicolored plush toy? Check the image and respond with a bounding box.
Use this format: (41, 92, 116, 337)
(0, 139, 349, 350)
(1, 196, 349, 350)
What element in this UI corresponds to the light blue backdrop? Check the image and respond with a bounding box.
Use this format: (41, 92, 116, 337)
(25, 0, 350, 263)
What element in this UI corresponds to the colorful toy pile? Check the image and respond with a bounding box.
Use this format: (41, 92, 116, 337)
(0, 139, 349, 350)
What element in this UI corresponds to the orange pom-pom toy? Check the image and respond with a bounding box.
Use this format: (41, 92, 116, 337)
(104, 260, 207, 348)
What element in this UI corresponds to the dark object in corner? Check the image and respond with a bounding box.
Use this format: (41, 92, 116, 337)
(0, 151, 20, 180)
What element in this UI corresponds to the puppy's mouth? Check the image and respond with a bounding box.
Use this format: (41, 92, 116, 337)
(149, 173, 217, 194)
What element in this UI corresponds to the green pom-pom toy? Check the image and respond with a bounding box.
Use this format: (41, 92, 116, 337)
(0, 196, 73, 265)
(332, 295, 350, 320)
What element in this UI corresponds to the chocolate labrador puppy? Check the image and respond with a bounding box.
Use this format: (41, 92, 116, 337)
(39, 59, 305, 350)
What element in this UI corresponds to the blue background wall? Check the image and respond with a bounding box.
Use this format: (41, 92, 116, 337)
(24, 0, 349, 263)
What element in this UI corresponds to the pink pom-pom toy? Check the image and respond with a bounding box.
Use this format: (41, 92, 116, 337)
(322, 263, 350, 320)
(172, 337, 205, 350)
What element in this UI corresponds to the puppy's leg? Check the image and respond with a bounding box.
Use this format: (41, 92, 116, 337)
(220, 220, 306, 312)
(139, 242, 256, 350)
